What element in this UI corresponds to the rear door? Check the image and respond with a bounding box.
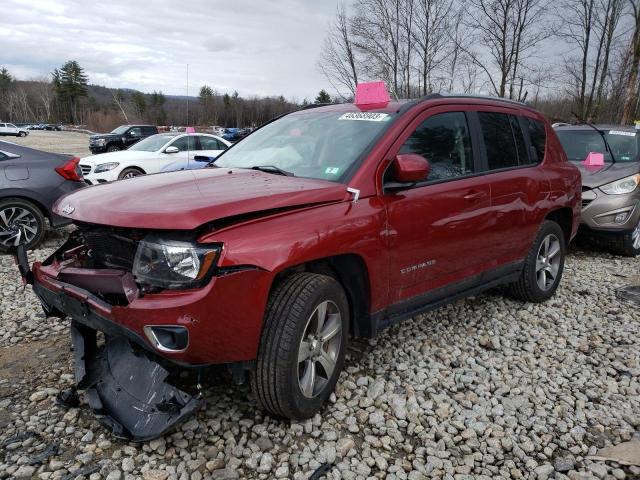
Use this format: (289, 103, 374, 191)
(196, 135, 225, 159)
(474, 110, 549, 264)
(381, 107, 495, 308)
(0, 124, 6, 134)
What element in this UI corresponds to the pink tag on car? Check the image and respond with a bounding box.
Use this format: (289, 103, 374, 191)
(185, 127, 196, 133)
(583, 152, 604, 166)
(355, 82, 390, 106)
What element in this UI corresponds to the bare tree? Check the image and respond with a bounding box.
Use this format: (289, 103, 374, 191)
(621, 0, 640, 123)
(112, 89, 129, 123)
(466, 0, 550, 99)
(318, 3, 360, 98)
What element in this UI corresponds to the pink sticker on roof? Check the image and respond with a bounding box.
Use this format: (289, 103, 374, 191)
(355, 82, 390, 106)
(185, 126, 196, 133)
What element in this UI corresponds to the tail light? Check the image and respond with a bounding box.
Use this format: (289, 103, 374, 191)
(55, 157, 83, 182)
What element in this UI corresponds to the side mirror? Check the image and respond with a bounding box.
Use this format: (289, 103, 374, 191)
(165, 146, 179, 154)
(393, 154, 430, 183)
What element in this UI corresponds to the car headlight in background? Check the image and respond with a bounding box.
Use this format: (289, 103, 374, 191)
(94, 162, 120, 173)
(133, 236, 220, 289)
(95, 138, 106, 146)
(600, 174, 640, 195)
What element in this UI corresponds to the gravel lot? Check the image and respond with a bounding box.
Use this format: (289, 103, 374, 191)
(4, 131, 92, 157)
(1, 231, 639, 480)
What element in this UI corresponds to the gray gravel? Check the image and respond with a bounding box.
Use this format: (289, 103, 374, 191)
(0, 229, 639, 479)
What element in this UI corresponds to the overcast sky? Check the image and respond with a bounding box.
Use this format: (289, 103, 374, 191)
(0, 0, 344, 100)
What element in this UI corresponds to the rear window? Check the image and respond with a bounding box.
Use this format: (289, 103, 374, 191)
(553, 129, 639, 162)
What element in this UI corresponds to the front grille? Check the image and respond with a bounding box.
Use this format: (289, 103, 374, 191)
(83, 230, 138, 270)
(80, 165, 92, 175)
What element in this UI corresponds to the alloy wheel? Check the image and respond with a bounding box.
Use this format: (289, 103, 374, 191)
(297, 300, 342, 398)
(122, 170, 141, 179)
(536, 234, 561, 291)
(632, 219, 640, 250)
(0, 206, 39, 247)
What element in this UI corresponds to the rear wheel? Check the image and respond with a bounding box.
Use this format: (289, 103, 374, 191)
(252, 273, 349, 419)
(608, 219, 640, 257)
(0, 199, 46, 250)
(508, 220, 566, 303)
(106, 145, 121, 153)
(118, 167, 144, 180)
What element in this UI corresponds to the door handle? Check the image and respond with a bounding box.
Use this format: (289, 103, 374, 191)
(463, 190, 487, 201)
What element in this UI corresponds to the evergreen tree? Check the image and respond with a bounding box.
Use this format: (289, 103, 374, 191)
(315, 89, 331, 103)
(52, 60, 88, 123)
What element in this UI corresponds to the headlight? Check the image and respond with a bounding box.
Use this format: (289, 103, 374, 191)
(133, 236, 220, 289)
(600, 174, 640, 195)
(94, 162, 120, 173)
(96, 138, 106, 145)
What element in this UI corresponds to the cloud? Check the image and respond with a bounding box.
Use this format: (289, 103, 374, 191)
(0, 0, 344, 101)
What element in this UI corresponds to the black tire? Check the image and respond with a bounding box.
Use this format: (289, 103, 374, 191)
(252, 272, 349, 420)
(508, 220, 566, 303)
(607, 220, 640, 257)
(106, 144, 121, 153)
(0, 198, 47, 250)
(118, 167, 144, 180)
(18, 131, 26, 137)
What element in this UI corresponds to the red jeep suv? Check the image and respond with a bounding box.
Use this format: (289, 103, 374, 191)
(8, 94, 581, 440)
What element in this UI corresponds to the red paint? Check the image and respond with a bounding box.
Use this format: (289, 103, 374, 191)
(35, 96, 581, 365)
(393, 154, 430, 182)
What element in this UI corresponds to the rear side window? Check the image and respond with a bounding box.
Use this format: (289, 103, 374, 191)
(527, 118, 546, 162)
(399, 111, 474, 181)
(143, 127, 156, 135)
(478, 112, 519, 170)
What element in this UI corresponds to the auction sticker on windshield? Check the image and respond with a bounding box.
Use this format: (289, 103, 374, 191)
(609, 130, 637, 136)
(339, 112, 390, 121)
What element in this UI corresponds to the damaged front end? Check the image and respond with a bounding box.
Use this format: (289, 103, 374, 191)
(71, 322, 199, 442)
(6, 229, 206, 441)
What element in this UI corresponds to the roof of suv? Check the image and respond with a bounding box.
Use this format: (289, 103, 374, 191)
(302, 93, 538, 115)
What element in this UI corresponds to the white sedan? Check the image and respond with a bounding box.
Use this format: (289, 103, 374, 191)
(79, 133, 231, 184)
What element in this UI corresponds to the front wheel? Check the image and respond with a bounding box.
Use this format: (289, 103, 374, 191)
(106, 145, 121, 153)
(508, 220, 566, 303)
(18, 131, 27, 137)
(118, 167, 144, 180)
(252, 273, 349, 419)
(608, 219, 640, 257)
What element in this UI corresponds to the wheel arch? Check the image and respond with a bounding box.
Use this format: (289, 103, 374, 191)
(545, 207, 573, 245)
(269, 253, 374, 339)
(120, 165, 147, 175)
(0, 193, 51, 224)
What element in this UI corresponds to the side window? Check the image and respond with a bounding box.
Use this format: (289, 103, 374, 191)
(526, 118, 546, 163)
(169, 136, 196, 151)
(478, 112, 519, 170)
(129, 127, 142, 137)
(216, 139, 228, 150)
(398, 111, 474, 182)
(142, 127, 154, 136)
(510, 116, 528, 165)
(198, 136, 220, 150)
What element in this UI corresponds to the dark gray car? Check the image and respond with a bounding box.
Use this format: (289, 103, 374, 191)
(0, 141, 85, 249)
(554, 125, 640, 256)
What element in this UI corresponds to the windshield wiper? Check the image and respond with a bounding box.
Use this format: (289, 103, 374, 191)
(585, 122, 617, 163)
(250, 165, 295, 176)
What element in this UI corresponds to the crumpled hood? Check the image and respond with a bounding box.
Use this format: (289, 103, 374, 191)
(571, 161, 640, 189)
(53, 168, 348, 229)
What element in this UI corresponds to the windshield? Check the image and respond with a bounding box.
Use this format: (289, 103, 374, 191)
(215, 110, 396, 181)
(128, 134, 173, 152)
(111, 125, 129, 135)
(556, 129, 639, 162)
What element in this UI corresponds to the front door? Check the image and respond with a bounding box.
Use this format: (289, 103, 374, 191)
(381, 108, 494, 309)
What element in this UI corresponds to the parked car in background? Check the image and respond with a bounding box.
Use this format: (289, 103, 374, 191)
(13, 92, 580, 440)
(554, 124, 640, 256)
(210, 126, 226, 136)
(0, 141, 84, 249)
(0, 123, 29, 137)
(43, 124, 63, 131)
(89, 125, 158, 154)
(80, 133, 230, 183)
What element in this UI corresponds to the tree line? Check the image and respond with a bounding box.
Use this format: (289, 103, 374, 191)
(0, 61, 301, 132)
(318, 0, 640, 124)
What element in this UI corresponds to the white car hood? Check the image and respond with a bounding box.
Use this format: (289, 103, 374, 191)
(80, 150, 158, 166)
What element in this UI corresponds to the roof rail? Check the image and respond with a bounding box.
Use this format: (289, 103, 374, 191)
(299, 102, 338, 111)
(416, 92, 528, 107)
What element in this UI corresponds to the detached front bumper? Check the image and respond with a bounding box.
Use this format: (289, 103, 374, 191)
(70, 321, 200, 442)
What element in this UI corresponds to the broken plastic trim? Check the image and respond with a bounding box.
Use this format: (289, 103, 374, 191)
(71, 321, 200, 442)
